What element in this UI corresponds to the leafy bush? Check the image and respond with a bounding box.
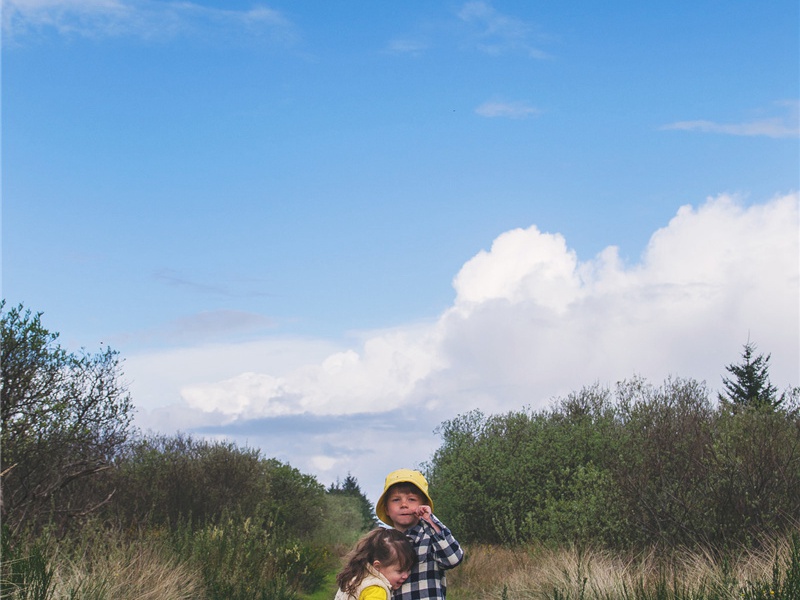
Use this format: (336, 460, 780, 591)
(1, 302, 134, 538)
(426, 377, 800, 550)
(106, 434, 268, 530)
(102, 434, 327, 539)
(169, 513, 329, 600)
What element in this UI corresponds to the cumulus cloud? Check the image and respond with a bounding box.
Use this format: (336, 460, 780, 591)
(180, 323, 445, 419)
(2, 0, 296, 42)
(128, 192, 799, 496)
(167, 192, 799, 422)
(662, 101, 800, 138)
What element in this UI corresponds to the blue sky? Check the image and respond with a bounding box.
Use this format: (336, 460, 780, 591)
(3, 0, 799, 502)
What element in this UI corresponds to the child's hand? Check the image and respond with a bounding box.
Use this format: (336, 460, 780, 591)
(415, 505, 441, 533)
(415, 505, 433, 522)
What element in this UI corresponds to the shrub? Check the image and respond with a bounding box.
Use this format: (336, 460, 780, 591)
(426, 376, 800, 550)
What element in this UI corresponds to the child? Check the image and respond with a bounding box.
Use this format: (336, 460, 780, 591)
(375, 469, 464, 600)
(335, 527, 417, 600)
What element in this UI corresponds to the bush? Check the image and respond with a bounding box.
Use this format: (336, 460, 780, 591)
(170, 512, 329, 600)
(1, 302, 134, 537)
(106, 433, 267, 530)
(426, 377, 800, 550)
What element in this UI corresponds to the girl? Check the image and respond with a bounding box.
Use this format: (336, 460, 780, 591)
(335, 527, 416, 600)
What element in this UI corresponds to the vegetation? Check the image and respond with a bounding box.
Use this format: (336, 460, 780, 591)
(328, 473, 377, 532)
(0, 302, 372, 599)
(425, 377, 799, 550)
(2, 301, 798, 599)
(1, 301, 134, 538)
(446, 532, 800, 599)
(719, 341, 791, 411)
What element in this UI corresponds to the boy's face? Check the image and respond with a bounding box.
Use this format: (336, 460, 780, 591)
(384, 486, 423, 530)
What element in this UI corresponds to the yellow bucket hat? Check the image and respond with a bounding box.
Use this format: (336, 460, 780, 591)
(376, 468, 434, 526)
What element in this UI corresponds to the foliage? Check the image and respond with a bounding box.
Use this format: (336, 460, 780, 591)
(426, 384, 627, 546)
(316, 495, 368, 552)
(106, 433, 266, 529)
(426, 376, 800, 550)
(98, 433, 328, 538)
(169, 513, 328, 600)
(327, 473, 376, 531)
(720, 341, 782, 410)
(0, 524, 54, 600)
(0, 301, 134, 537)
(261, 460, 327, 539)
(612, 377, 718, 548)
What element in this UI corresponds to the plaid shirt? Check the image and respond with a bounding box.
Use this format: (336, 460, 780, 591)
(394, 515, 464, 600)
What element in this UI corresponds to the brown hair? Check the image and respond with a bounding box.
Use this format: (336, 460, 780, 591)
(336, 528, 416, 595)
(386, 482, 429, 504)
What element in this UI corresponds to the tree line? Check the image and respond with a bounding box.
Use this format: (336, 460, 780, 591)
(426, 372, 799, 550)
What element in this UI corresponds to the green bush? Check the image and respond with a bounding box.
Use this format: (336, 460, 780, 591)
(426, 377, 800, 551)
(169, 512, 329, 600)
(106, 434, 267, 530)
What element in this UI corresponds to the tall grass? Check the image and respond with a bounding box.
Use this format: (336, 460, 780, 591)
(447, 532, 800, 600)
(1, 528, 202, 600)
(1, 517, 328, 600)
(50, 539, 202, 600)
(1, 532, 54, 600)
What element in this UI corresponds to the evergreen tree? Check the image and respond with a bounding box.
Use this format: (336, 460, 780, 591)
(328, 473, 376, 528)
(720, 341, 780, 410)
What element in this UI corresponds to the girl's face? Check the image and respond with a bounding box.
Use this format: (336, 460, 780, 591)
(373, 561, 410, 590)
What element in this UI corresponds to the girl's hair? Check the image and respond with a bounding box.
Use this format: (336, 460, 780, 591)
(336, 527, 416, 595)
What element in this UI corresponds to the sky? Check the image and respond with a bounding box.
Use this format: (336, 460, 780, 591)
(2, 0, 799, 504)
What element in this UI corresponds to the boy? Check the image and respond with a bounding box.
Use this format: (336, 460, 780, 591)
(375, 468, 464, 600)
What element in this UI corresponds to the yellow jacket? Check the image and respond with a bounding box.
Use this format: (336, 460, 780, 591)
(334, 564, 392, 600)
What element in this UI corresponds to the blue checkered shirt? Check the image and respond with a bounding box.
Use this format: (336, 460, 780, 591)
(393, 515, 464, 600)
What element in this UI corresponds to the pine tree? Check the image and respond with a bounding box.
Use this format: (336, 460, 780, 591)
(720, 341, 780, 410)
(328, 473, 376, 528)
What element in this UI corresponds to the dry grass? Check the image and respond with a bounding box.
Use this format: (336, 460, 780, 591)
(447, 534, 797, 600)
(49, 539, 203, 600)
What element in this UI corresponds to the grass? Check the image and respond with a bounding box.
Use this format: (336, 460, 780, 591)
(1, 533, 202, 600)
(5, 528, 798, 600)
(298, 570, 339, 600)
(446, 532, 800, 600)
(50, 540, 202, 600)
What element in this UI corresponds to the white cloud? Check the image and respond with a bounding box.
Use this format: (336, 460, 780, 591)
(179, 323, 446, 419)
(127, 192, 800, 499)
(457, 1, 550, 59)
(662, 101, 800, 138)
(475, 100, 541, 119)
(125, 336, 345, 414)
(386, 38, 429, 57)
(2, 0, 296, 42)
